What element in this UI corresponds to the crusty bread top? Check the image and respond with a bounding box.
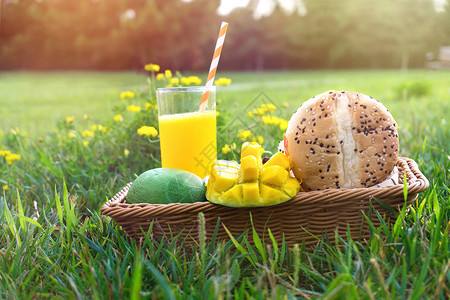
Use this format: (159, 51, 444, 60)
(286, 91, 399, 190)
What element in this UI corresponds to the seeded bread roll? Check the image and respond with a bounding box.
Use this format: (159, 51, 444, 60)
(285, 90, 399, 191)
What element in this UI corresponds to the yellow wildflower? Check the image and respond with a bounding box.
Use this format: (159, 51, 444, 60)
(145, 103, 154, 110)
(82, 130, 94, 138)
(214, 77, 232, 86)
(253, 107, 267, 116)
(120, 91, 135, 99)
(262, 115, 281, 126)
(68, 130, 76, 138)
(247, 112, 253, 118)
(137, 126, 158, 138)
(216, 111, 221, 117)
(124, 149, 130, 157)
(83, 141, 89, 147)
(189, 76, 202, 85)
(91, 125, 98, 131)
(113, 114, 123, 122)
(164, 70, 172, 78)
(2, 185, 8, 191)
(170, 78, 180, 85)
(156, 73, 165, 80)
(279, 120, 289, 131)
(127, 105, 141, 113)
(181, 77, 190, 85)
(97, 125, 104, 131)
(261, 103, 276, 112)
(231, 143, 237, 150)
(5, 153, 20, 165)
(237, 129, 252, 141)
(256, 136, 264, 144)
(181, 76, 202, 86)
(144, 63, 160, 72)
(221, 144, 231, 154)
(0, 150, 12, 157)
(66, 116, 74, 123)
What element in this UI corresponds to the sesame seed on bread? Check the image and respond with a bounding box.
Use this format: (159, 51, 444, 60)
(285, 90, 399, 191)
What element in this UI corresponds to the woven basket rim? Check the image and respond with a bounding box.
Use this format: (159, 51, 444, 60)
(101, 157, 429, 216)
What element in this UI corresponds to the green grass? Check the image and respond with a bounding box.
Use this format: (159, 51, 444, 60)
(0, 69, 449, 299)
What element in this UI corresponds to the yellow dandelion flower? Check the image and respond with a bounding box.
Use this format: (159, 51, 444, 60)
(5, 153, 20, 165)
(247, 112, 253, 118)
(257, 136, 264, 144)
(261, 103, 276, 112)
(262, 115, 281, 126)
(214, 77, 232, 86)
(279, 120, 289, 131)
(66, 116, 74, 123)
(0, 150, 11, 157)
(164, 70, 172, 78)
(189, 76, 202, 85)
(156, 73, 165, 80)
(181, 77, 190, 85)
(68, 130, 76, 138)
(221, 144, 230, 154)
(120, 91, 135, 99)
(253, 107, 267, 116)
(127, 105, 141, 113)
(137, 126, 158, 138)
(170, 78, 180, 85)
(113, 114, 123, 122)
(216, 111, 221, 117)
(124, 149, 130, 157)
(83, 141, 89, 147)
(237, 129, 252, 141)
(144, 63, 160, 72)
(91, 125, 98, 131)
(82, 130, 94, 138)
(97, 125, 104, 131)
(2, 185, 8, 191)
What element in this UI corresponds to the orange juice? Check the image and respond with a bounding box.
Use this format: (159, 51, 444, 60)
(158, 110, 217, 178)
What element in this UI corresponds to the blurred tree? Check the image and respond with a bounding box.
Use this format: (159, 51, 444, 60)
(0, 0, 448, 70)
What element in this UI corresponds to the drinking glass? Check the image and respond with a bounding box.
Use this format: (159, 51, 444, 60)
(156, 86, 216, 178)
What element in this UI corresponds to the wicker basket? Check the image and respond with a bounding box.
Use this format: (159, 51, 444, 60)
(101, 157, 428, 247)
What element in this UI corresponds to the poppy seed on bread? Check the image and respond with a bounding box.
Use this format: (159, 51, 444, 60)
(284, 90, 399, 191)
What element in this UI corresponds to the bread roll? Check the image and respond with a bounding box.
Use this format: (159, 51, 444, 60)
(285, 91, 399, 190)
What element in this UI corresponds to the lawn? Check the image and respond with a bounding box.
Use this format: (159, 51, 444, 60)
(0, 69, 449, 298)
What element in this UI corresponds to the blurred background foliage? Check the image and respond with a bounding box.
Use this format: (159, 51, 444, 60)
(0, 0, 449, 71)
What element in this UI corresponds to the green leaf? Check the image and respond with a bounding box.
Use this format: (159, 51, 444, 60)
(130, 253, 143, 300)
(145, 261, 176, 300)
(250, 213, 267, 264)
(16, 190, 25, 232)
(2, 197, 21, 247)
(222, 224, 256, 268)
(17, 215, 42, 229)
(403, 170, 408, 202)
(322, 273, 359, 300)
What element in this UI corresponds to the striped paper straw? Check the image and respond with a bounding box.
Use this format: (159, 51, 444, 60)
(199, 22, 228, 112)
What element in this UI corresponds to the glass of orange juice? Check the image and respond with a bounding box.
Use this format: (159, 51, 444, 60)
(156, 86, 216, 179)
